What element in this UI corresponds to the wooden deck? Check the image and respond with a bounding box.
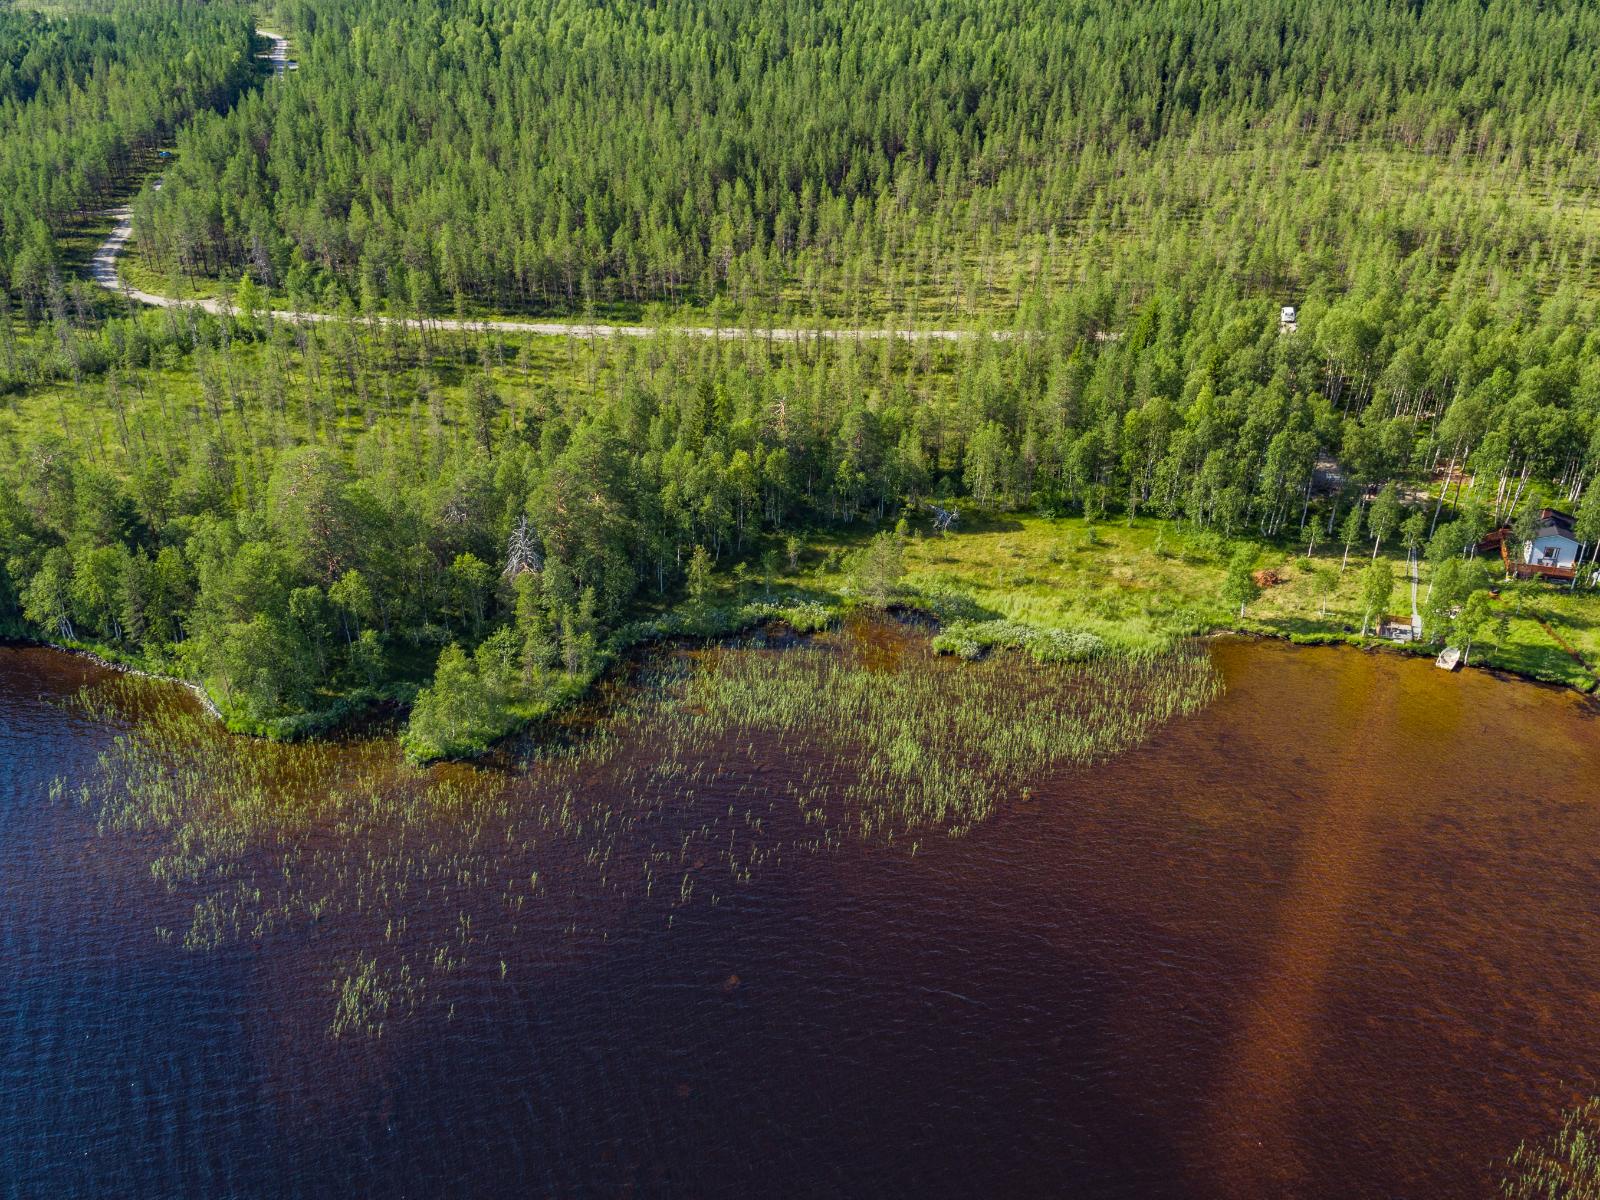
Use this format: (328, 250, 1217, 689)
(1496, 535, 1577, 581)
(1512, 562, 1577, 581)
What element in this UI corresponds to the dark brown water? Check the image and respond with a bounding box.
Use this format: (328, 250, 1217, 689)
(3, 635, 1599, 1198)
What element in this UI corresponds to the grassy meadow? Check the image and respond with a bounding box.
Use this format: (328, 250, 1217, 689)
(779, 512, 1600, 691)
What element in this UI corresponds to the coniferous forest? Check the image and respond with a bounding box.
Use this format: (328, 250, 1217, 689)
(5, 0, 1600, 758)
(15, 9, 1600, 1197)
(0, 0, 255, 318)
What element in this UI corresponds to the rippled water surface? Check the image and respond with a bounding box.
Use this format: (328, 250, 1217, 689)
(4, 635, 1600, 1199)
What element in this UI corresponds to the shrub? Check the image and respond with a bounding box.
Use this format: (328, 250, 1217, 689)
(931, 618, 1106, 663)
(845, 532, 906, 605)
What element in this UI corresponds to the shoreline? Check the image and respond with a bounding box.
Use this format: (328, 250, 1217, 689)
(1211, 627, 1600, 703)
(0, 633, 223, 721)
(6, 608, 1596, 762)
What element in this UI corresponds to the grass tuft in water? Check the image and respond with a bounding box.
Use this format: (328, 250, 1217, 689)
(1501, 1098, 1600, 1199)
(62, 620, 1220, 1037)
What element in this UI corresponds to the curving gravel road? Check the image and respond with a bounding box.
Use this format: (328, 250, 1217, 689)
(90, 31, 1077, 346)
(255, 29, 294, 76)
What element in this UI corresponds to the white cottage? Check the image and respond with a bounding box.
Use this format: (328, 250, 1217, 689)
(1524, 509, 1583, 571)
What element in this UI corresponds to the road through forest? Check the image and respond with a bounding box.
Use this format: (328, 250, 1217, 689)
(89, 31, 1048, 347)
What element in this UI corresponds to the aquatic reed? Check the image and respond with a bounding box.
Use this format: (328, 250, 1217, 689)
(1501, 1098, 1600, 1198)
(63, 619, 1220, 1037)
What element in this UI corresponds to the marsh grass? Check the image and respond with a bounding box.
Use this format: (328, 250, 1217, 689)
(929, 618, 1108, 664)
(668, 619, 1218, 837)
(1501, 1098, 1600, 1199)
(66, 619, 1220, 1036)
(844, 513, 1600, 690)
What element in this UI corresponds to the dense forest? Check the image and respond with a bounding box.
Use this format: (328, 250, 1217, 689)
(3, 0, 1600, 758)
(133, 0, 1600, 319)
(0, 0, 256, 321)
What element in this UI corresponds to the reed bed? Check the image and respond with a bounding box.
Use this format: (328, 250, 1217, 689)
(64, 620, 1220, 1037)
(660, 621, 1218, 838)
(1501, 1098, 1600, 1198)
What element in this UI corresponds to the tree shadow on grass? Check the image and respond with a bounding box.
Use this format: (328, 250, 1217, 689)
(1537, 604, 1599, 633)
(892, 590, 1005, 625)
(948, 509, 1026, 535)
(1256, 615, 1359, 641)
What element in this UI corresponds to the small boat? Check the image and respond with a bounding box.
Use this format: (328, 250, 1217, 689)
(1435, 647, 1462, 671)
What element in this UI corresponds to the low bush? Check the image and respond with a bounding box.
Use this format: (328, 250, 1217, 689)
(931, 618, 1107, 663)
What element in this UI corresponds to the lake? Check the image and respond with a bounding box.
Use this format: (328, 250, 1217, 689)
(3, 632, 1599, 1198)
